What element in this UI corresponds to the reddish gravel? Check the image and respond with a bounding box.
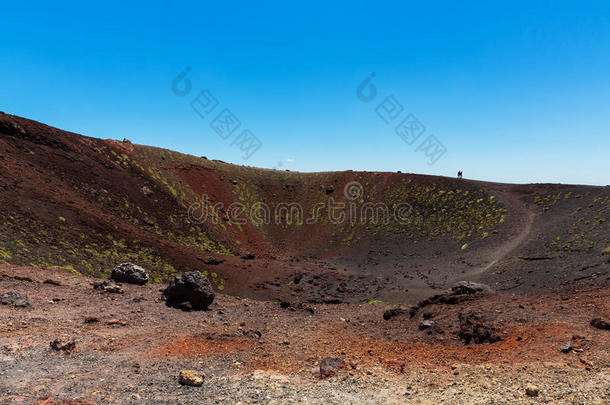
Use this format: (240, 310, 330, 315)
(1, 264, 609, 403)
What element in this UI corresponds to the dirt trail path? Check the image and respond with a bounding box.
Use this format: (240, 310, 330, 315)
(458, 184, 536, 280)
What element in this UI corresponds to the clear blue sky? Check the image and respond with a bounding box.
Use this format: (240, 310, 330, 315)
(1, 1, 609, 185)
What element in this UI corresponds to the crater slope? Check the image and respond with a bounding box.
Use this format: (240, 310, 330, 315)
(0, 112, 608, 303)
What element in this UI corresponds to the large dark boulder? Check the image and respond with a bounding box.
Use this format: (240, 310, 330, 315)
(110, 263, 149, 285)
(163, 271, 215, 310)
(0, 291, 30, 308)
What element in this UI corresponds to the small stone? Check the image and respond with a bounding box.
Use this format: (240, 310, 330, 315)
(0, 291, 30, 308)
(50, 337, 76, 353)
(179, 370, 203, 387)
(559, 341, 572, 353)
(107, 319, 128, 326)
(203, 256, 222, 265)
(383, 307, 405, 320)
(239, 329, 262, 339)
(320, 357, 346, 377)
(451, 281, 493, 295)
(419, 320, 434, 330)
(590, 317, 610, 330)
(141, 186, 153, 196)
(525, 383, 539, 397)
(241, 252, 255, 260)
(579, 357, 594, 367)
(93, 281, 123, 294)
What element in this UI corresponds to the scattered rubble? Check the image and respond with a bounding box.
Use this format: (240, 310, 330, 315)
(279, 300, 315, 313)
(410, 281, 493, 317)
(458, 311, 501, 344)
(0, 262, 608, 404)
(32, 395, 93, 405)
(239, 329, 262, 339)
(92, 280, 123, 294)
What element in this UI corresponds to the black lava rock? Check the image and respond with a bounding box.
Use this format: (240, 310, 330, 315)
(451, 281, 493, 295)
(163, 271, 215, 310)
(0, 291, 30, 308)
(203, 256, 223, 265)
(383, 307, 406, 320)
(419, 320, 434, 330)
(111, 263, 149, 285)
(591, 317, 610, 330)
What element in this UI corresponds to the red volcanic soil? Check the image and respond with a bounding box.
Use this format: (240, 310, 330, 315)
(1, 264, 609, 403)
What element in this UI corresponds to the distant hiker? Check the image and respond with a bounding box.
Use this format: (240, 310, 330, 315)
(458, 171, 463, 179)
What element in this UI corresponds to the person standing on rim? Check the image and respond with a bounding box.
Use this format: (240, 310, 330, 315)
(458, 171, 463, 179)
